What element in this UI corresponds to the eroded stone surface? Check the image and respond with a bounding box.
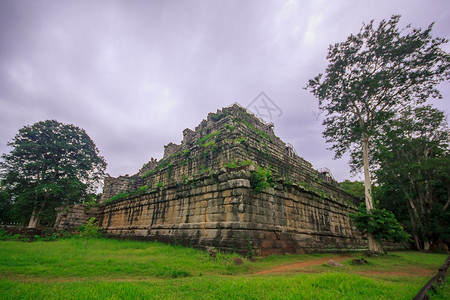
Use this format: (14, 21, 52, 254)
(54, 205, 98, 231)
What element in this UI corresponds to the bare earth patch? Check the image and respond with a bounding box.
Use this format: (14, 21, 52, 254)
(251, 257, 435, 277)
(253, 255, 350, 275)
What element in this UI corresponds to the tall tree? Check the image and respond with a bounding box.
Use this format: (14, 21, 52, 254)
(306, 15, 449, 253)
(374, 106, 449, 251)
(0, 120, 107, 228)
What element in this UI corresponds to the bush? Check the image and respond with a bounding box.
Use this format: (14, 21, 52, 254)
(350, 204, 410, 243)
(80, 217, 101, 249)
(251, 167, 274, 193)
(224, 159, 253, 169)
(138, 185, 149, 194)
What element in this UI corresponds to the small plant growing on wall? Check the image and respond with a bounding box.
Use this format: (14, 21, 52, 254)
(246, 238, 253, 258)
(251, 167, 274, 193)
(224, 159, 253, 169)
(225, 123, 235, 131)
(138, 185, 149, 194)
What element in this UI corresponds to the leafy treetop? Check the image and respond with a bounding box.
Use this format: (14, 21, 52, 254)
(307, 15, 449, 163)
(0, 120, 107, 227)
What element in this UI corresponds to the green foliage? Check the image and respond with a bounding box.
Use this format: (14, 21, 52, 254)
(79, 217, 100, 249)
(0, 228, 59, 242)
(373, 105, 449, 250)
(251, 167, 274, 193)
(202, 140, 215, 148)
(246, 238, 253, 258)
(236, 119, 272, 142)
(224, 160, 238, 169)
(182, 149, 191, 157)
(373, 106, 450, 250)
(196, 130, 221, 145)
(141, 158, 176, 178)
(340, 180, 365, 199)
(168, 163, 174, 181)
(0, 120, 107, 227)
(225, 124, 235, 131)
(306, 15, 449, 164)
(306, 15, 449, 252)
(241, 160, 253, 167)
(142, 168, 158, 178)
(233, 137, 246, 143)
(138, 185, 149, 194)
(156, 181, 164, 189)
(284, 178, 293, 186)
(104, 192, 135, 204)
(82, 198, 99, 212)
(298, 181, 312, 191)
(0, 187, 12, 223)
(224, 159, 253, 169)
(157, 159, 170, 170)
(0, 229, 17, 241)
(350, 204, 410, 243)
(200, 165, 212, 175)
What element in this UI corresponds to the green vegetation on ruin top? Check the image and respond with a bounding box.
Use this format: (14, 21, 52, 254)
(223, 159, 253, 169)
(196, 130, 222, 145)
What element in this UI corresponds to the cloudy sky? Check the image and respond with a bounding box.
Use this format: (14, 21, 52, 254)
(1, 0, 449, 182)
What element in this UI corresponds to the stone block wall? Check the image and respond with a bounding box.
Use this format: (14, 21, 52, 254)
(54, 205, 98, 231)
(97, 168, 366, 255)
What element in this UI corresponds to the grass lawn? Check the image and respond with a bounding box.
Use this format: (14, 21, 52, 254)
(0, 238, 448, 299)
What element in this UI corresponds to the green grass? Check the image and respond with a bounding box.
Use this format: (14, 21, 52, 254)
(0, 273, 433, 300)
(312, 251, 448, 274)
(0, 238, 448, 299)
(0, 238, 248, 279)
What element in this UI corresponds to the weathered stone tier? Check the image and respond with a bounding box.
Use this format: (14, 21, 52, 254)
(97, 168, 366, 255)
(56, 103, 370, 255)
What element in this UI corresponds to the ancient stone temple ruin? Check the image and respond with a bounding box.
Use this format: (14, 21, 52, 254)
(56, 103, 369, 255)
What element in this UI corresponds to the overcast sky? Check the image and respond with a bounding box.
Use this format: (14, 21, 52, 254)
(1, 0, 449, 182)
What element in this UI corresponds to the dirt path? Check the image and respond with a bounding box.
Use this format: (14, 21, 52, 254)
(251, 256, 434, 277)
(253, 255, 351, 275)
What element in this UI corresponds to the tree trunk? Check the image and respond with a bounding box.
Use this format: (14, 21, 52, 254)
(27, 205, 41, 228)
(362, 136, 373, 210)
(362, 135, 384, 253)
(406, 203, 421, 250)
(424, 239, 431, 252)
(368, 234, 384, 253)
(27, 201, 45, 229)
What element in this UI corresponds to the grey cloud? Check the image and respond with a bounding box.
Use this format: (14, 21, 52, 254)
(1, 0, 449, 181)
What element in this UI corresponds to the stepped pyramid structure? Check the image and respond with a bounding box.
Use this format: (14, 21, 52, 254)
(57, 104, 368, 255)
